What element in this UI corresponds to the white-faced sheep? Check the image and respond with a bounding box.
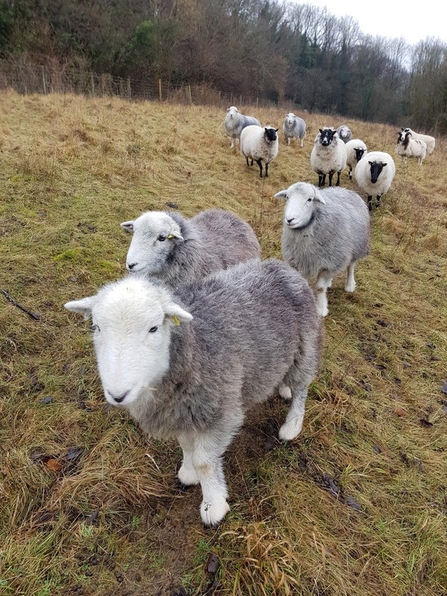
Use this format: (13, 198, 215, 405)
(354, 151, 396, 211)
(120, 209, 261, 287)
(400, 127, 435, 155)
(283, 113, 306, 147)
(65, 258, 323, 526)
(395, 129, 427, 165)
(240, 125, 279, 178)
(275, 182, 370, 317)
(310, 128, 347, 187)
(345, 139, 368, 179)
(336, 125, 352, 143)
(224, 106, 261, 149)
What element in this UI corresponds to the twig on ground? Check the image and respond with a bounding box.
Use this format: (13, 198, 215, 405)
(1, 289, 40, 320)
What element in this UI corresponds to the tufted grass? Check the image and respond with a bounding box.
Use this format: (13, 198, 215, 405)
(0, 89, 446, 596)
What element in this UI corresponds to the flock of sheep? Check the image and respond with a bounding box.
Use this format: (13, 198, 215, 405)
(64, 105, 436, 527)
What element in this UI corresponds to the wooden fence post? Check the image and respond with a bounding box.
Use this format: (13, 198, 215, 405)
(158, 78, 162, 101)
(41, 66, 47, 94)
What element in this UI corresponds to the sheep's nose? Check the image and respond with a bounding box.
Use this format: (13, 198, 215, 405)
(108, 390, 129, 404)
(127, 262, 137, 271)
(287, 218, 294, 225)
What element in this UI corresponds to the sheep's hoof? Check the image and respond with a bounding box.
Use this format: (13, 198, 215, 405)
(278, 383, 292, 400)
(200, 498, 230, 527)
(279, 418, 304, 441)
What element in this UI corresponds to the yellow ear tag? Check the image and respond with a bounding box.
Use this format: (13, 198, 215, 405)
(167, 234, 174, 239)
(173, 315, 181, 326)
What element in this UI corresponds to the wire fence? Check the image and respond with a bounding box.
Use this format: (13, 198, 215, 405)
(0, 60, 280, 109)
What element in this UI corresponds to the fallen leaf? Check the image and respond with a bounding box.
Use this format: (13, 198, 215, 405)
(206, 552, 219, 574)
(394, 406, 407, 417)
(46, 458, 64, 472)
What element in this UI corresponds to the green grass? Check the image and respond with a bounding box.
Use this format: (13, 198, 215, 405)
(0, 89, 446, 596)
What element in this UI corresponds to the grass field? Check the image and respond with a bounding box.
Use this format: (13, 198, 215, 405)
(0, 89, 446, 596)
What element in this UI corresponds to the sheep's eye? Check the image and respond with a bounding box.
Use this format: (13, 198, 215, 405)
(308, 197, 313, 202)
(91, 324, 100, 332)
(157, 234, 167, 242)
(149, 326, 158, 333)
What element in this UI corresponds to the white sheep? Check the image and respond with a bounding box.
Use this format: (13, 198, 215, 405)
(354, 151, 396, 211)
(240, 125, 279, 178)
(120, 208, 261, 286)
(395, 129, 427, 165)
(345, 139, 368, 179)
(400, 127, 435, 155)
(336, 125, 352, 143)
(310, 128, 347, 187)
(65, 258, 323, 526)
(283, 113, 306, 147)
(224, 106, 261, 149)
(275, 182, 370, 317)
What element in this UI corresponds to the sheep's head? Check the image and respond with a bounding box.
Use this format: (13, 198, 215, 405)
(368, 161, 387, 184)
(285, 113, 296, 126)
(264, 127, 279, 142)
(275, 182, 325, 230)
(65, 277, 192, 406)
(354, 147, 366, 162)
(318, 128, 337, 146)
(226, 106, 239, 119)
(120, 211, 184, 275)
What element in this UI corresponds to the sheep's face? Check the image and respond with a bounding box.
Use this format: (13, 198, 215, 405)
(65, 278, 193, 407)
(121, 212, 183, 275)
(354, 147, 366, 162)
(285, 113, 295, 127)
(318, 128, 336, 146)
(226, 106, 239, 121)
(369, 161, 386, 184)
(275, 182, 326, 230)
(264, 127, 278, 142)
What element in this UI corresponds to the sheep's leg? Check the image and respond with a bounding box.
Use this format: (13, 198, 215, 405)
(376, 194, 382, 209)
(367, 195, 373, 211)
(314, 269, 332, 317)
(336, 170, 341, 186)
(177, 433, 199, 486)
(300, 138, 304, 148)
(328, 171, 334, 186)
(245, 156, 250, 167)
(265, 162, 269, 178)
(279, 387, 308, 441)
(349, 167, 352, 179)
(256, 159, 264, 178)
(278, 382, 292, 400)
(318, 173, 325, 187)
(345, 262, 356, 292)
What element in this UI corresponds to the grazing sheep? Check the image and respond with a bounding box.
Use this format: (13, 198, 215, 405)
(65, 258, 323, 526)
(336, 125, 352, 143)
(275, 182, 369, 317)
(310, 128, 347, 187)
(283, 112, 306, 147)
(345, 139, 368, 179)
(120, 209, 261, 287)
(240, 125, 279, 178)
(395, 129, 427, 165)
(224, 106, 261, 149)
(401, 127, 435, 155)
(354, 151, 396, 211)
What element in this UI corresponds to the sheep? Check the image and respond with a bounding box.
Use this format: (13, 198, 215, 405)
(283, 112, 306, 147)
(345, 139, 368, 179)
(275, 182, 369, 317)
(64, 258, 323, 526)
(240, 125, 279, 178)
(120, 208, 261, 287)
(400, 127, 435, 155)
(224, 106, 261, 149)
(336, 125, 352, 143)
(310, 128, 347, 187)
(395, 129, 427, 165)
(354, 151, 396, 211)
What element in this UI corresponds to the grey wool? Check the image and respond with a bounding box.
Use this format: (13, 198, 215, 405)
(64, 258, 323, 526)
(121, 208, 261, 287)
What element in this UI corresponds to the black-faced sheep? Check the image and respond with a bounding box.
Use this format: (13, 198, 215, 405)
(400, 127, 435, 155)
(120, 209, 261, 287)
(275, 182, 370, 317)
(310, 128, 347, 187)
(224, 106, 261, 149)
(65, 258, 323, 526)
(354, 151, 396, 211)
(283, 113, 306, 147)
(345, 139, 368, 179)
(240, 125, 279, 178)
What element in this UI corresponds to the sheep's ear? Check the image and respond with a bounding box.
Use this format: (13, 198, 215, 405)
(164, 302, 193, 325)
(313, 189, 326, 205)
(274, 190, 288, 200)
(275, 128, 279, 132)
(64, 296, 96, 320)
(120, 221, 134, 233)
(167, 229, 184, 241)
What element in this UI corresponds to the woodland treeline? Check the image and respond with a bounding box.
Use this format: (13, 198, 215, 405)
(1, 0, 447, 133)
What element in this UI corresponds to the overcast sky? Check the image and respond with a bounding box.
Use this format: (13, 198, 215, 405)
(296, 1, 446, 45)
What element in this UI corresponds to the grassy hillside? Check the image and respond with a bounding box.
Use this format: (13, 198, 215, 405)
(0, 89, 446, 596)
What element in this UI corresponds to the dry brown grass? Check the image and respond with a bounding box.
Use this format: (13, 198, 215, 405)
(0, 89, 446, 596)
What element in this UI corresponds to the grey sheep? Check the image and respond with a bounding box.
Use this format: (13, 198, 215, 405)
(283, 112, 307, 147)
(65, 258, 323, 526)
(224, 106, 261, 149)
(121, 209, 261, 287)
(275, 182, 370, 317)
(240, 125, 279, 178)
(336, 125, 352, 143)
(354, 151, 396, 211)
(310, 128, 347, 187)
